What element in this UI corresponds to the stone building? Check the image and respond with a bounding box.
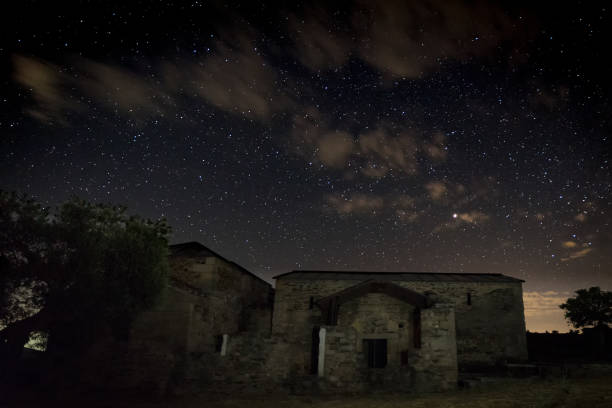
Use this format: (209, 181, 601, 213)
(79, 242, 528, 394)
(77, 241, 274, 391)
(272, 270, 528, 392)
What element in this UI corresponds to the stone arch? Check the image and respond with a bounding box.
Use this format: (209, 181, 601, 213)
(315, 280, 429, 332)
(315, 280, 429, 349)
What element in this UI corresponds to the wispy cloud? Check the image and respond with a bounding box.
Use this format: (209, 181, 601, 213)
(392, 195, 420, 223)
(425, 181, 447, 201)
(424, 180, 471, 205)
(523, 291, 570, 317)
(523, 291, 572, 332)
(561, 247, 593, 262)
(353, 0, 527, 78)
(13, 55, 82, 124)
(288, 7, 352, 71)
(316, 132, 354, 168)
(14, 2, 538, 128)
(14, 55, 176, 125)
(291, 110, 444, 178)
(291, 109, 353, 167)
(357, 126, 419, 178)
(166, 31, 294, 120)
(433, 210, 490, 232)
(79, 58, 173, 120)
(457, 211, 489, 224)
(574, 213, 587, 222)
(325, 193, 384, 215)
(529, 85, 570, 111)
(423, 132, 448, 162)
(14, 28, 294, 125)
(288, 1, 527, 78)
(324, 193, 423, 223)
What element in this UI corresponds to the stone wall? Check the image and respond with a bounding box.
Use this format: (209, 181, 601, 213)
(170, 254, 273, 336)
(273, 277, 527, 372)
(74, 251, 275, 393)
(181, 332, 294, 394)
(72, 286, 205, 392)
(394, 281, 527, 367)
(71, 260, 524, 394)
(272, 279, 344, 374)
(412, 303, 457, 391)
(315, 298, 457, 392)
(320, 292, 415, 392)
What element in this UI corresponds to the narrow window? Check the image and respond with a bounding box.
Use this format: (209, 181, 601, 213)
(364, 339, 387, 368)
(309, 296, 314, 310)
(413, 309, 421, 348)
(467, 292, 472, 306)
(214, 334, 223, 352)
(400, 350, 409, 366)
(310, 326, 320, 374)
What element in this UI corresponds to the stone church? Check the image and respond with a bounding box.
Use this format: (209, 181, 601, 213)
(82, 241, 528, 393)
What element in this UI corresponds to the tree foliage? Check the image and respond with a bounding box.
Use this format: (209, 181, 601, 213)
(0, 191, 170, 360)
(559, 287, 612, 330)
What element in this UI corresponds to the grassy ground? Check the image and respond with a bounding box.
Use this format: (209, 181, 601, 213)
(5, 376, 612, 408)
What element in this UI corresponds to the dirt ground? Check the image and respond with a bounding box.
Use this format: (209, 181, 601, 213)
(4, 376, 612, 408)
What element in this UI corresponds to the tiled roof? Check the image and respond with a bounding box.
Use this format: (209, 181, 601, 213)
(273, 270, 524, 283)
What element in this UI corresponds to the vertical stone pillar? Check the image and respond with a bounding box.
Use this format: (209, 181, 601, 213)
(416, 303, 457, 391)
(220, 334, 229, 356)
(317, 327, 326, 377)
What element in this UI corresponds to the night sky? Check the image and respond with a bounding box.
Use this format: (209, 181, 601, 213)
(1, 1, 610, 332)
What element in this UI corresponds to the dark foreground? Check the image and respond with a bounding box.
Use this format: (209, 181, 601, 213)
(3, 376, 612, 408)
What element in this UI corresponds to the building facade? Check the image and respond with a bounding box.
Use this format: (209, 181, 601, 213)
(79, 242, 527, 393)
(272, 270, 528, 391)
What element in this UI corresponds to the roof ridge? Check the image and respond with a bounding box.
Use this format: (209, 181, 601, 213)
(288, 270, 505, 275)
(273, 270, 524, 282)
(170, 241, 272, 288)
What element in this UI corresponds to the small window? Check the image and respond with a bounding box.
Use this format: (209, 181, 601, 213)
(309, 296, 314, 309)
(311, 326, 320, 374)
(214, 335, 223, 352)
(467, 292, 472, 306)
(364, 339, 387, 368)
(400, 350, 409, 366)
(413, 309, 422, 348)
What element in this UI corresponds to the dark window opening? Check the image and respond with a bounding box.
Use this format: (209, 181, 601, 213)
(309, 296, 314, 310)
(413, 308, 422, 348)
(214, 335, 223, 352)
(311, 326, 320, 374)
(467, 292, 472, 305)
(364, 339, 387, 368)
(238, 309, 249, 332)
(400, 350, 409, 366)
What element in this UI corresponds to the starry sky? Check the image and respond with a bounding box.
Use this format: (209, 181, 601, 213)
(1, 1, 610, 332)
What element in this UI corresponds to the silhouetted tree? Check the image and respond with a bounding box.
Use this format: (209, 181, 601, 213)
(560, 287, 611, 357)
(0, 191, 170, 372)
(560, 287, 612, 330)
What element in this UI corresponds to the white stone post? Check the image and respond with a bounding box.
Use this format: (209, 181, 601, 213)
(317, 327, 326, 377)
(220, 334, 229, 356)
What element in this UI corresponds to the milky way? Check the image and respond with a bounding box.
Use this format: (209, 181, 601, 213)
(1, 1, 610, 331)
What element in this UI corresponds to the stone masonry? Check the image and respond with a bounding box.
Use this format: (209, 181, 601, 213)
(273, 272, 527, 377)
(77, 242, 275, 393)
(79, 243, 527, 394)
